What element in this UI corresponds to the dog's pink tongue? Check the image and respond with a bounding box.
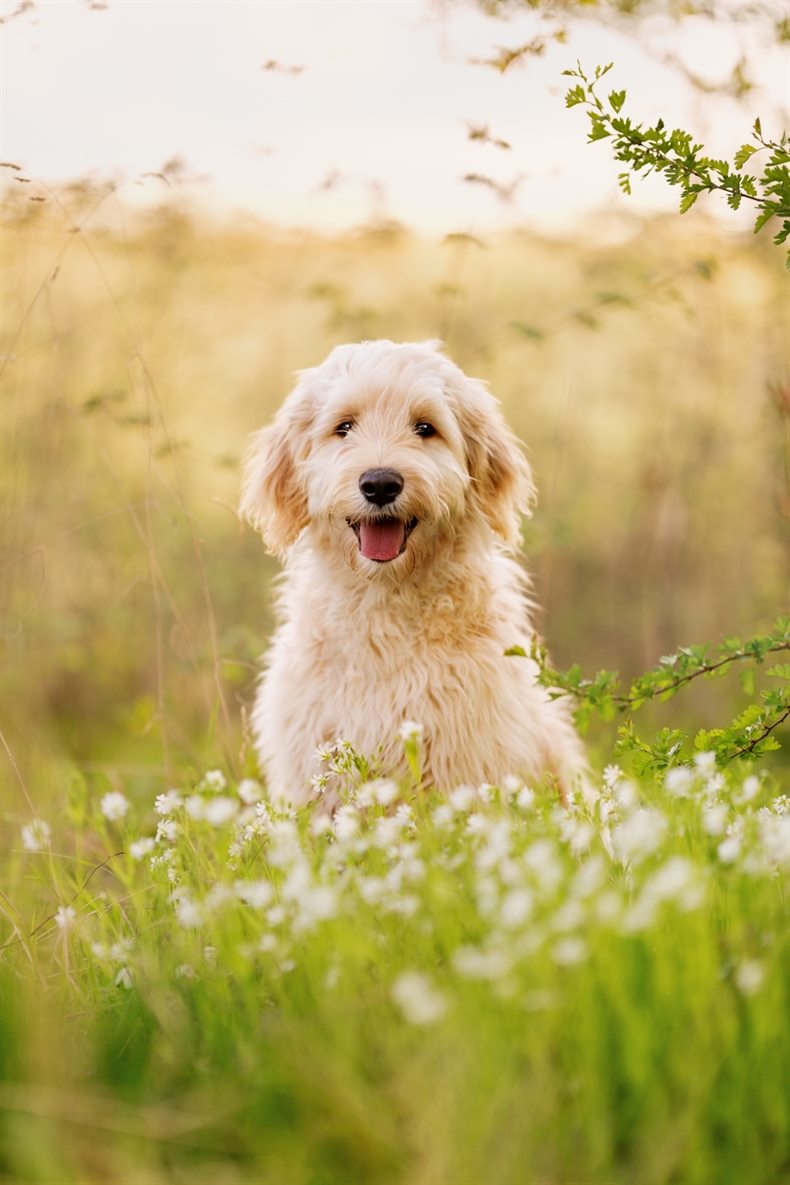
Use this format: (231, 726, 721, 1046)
(359, 519, 405, 562)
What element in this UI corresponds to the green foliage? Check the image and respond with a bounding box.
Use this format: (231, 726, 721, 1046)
(2, 755, 788, 1184)
(526, 618, 790, 771)
(564, 63, 790, 267)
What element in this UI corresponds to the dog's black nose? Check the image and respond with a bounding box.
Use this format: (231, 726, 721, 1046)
(359, 468, 404, 506)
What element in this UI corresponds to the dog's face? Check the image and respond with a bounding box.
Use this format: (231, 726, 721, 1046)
(242, 341, 535, 575)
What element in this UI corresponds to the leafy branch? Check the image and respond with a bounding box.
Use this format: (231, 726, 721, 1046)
(507, 618, 790, 770)
(564, 62, 790, 268)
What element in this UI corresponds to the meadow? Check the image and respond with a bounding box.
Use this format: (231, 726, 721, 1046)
(1, 188, 788, 1183)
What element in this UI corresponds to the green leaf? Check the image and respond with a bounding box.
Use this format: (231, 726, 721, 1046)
(734, 143, 758, 169)
(609, 90, 626, 114)
(679, 189, 699, 214)
(754, 206, 776, 234)
(565, 85, 586, 108)
(588, 116, 611, 143)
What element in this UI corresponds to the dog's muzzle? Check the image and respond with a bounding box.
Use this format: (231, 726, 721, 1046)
(350, 468, 415, 561)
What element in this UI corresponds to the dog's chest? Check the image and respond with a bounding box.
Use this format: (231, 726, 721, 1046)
(304, 592, 509, 720)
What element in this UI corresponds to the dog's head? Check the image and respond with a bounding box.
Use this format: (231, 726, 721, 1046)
(241, 340, 535, 573)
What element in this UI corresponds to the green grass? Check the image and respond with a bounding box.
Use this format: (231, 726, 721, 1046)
(2, 754, 788, 1184)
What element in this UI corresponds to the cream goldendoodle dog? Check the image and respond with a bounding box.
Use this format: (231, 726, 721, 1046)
(242, 339, 586, 805)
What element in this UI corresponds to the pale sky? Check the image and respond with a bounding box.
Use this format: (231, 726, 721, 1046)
(1, 0, 788, 234)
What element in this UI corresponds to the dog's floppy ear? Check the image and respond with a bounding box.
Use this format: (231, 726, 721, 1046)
(452, 373, 536, 546)
(240, 376, 316, 556)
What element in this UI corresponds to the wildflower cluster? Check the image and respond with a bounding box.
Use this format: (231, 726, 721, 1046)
(21, 743, 785, 1027)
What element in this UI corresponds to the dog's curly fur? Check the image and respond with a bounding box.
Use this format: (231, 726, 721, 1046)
(242, 340, 587, 805)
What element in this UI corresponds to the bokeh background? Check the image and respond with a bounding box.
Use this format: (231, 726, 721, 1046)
(2, 0, 788, 812)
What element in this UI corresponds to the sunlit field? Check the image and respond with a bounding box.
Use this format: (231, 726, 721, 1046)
(1, 189, 788, 1183)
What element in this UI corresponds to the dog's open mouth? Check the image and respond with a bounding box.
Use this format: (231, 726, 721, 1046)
(347, 517, 417, 562)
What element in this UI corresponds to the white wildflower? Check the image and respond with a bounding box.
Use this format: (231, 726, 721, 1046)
(202, 769, 226, 793)
(613, 779, 638, 812)
(204, 884, 234, 911)
(310, 813, 333, 836)
(100, 792, 129, 822)
(295, 882, 340, 930)
(552, 937, 588, 965)
(21, 818, 51, 852)
(449, 785, 476, 812)
(392, 972, 446, 1025)
(466, 813, 488, 837)
(432, 804, 453, 827)
(771, 794, 790, 816)
(610, 808, 667, 864)
(184, 794, 206, 820)
(734, 960, 765, 996)
(333, 806, 359, 841)
(203, 945, 218, 967)
(398, 720, 424, 743)
(500, 887, 534, 928)
(150, 846, 175, 869)
(235, 879, 274, 908)
(238, 778, 262, 805)
(54, 906, 76, 930)
(93, 938, 133, 962)
(758, 813, 790, 868)
(369, 779, 399, 806)
(174, 896, 203, 928)
(383, 894, 419, 917)
(664, 766, 694, 797)
(114, 966, 134, 989)
(702, 803, 729, 836)
(154, 789, 183, 816)
(602, 764, 623, 791)
(175, 964, 198, 981)
(474, 821, 512, 871)
(358, 876, 385, 904)
(717, 834, 742, 864)
(516, 785, 535, 811)
(156, 818, 179, 843)
(522, 839, 564, 893)
(203, 795, 238, 826)
(129, 837, 155, 861)
(694, 751, 717, 775)
(560, 816, 594, 856)
(735, 776, 759, 804)
(704, 773, 725, 798)
(453, 945, 512, 980)
(641, 857, 703, 911)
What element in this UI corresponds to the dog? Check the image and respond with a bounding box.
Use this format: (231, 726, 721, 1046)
(241, 340, 587, 806)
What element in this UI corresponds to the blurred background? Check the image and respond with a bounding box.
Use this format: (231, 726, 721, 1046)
(1, 0, 788, 809)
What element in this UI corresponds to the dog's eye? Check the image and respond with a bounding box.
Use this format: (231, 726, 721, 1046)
(334, 420, 354, 438)
(414, 422, 436, 439)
